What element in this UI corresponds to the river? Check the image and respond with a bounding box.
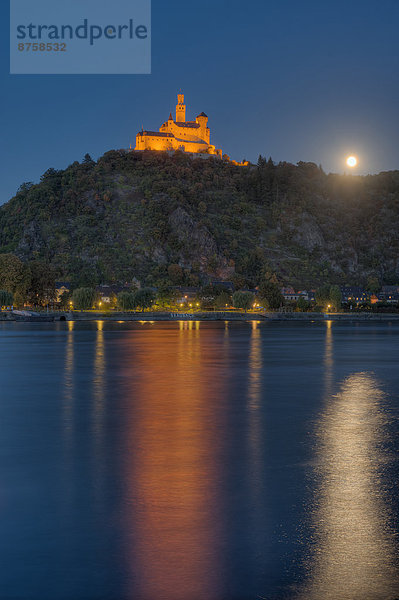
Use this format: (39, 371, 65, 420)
(1, 320, 398, 600)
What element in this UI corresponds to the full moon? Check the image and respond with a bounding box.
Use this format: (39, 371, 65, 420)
(346, 155, 357, 168)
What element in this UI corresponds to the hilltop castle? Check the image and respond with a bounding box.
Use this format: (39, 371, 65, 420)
(135, 92, 223, 158)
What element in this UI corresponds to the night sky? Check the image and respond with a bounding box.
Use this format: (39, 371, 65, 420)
(1, 0, 398, 204)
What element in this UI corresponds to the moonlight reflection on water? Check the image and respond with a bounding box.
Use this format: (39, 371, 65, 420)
(298, 371, 399, 599)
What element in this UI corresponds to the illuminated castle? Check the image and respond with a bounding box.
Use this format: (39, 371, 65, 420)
(135, 92, 222, 158)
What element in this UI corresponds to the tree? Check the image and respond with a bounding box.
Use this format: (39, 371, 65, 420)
(257, 154, 266, 168)
(315, 284, 341, 311)
(17, 182, 34, 194)
(117, 291, 136, 311)
(26, 260, 56, 306)
(13, 289, 26, 309)
(258, 280, 284, 310)
(240, 248, 265, 281)
(315, 284, 331, 307)
(198, 201, 207, 215)
(297, 296, 310, 312)
(0, 254, 29, 295)
(59, 290, 72, 310)
(0, 290, 13, 310)
(232, 290, 254, 312)
(329, 285, 342, 311)
(367, 276, 380, 294)
(72, 287, 96, 311)
(83, 153, 95, 165)
(232, 274, 247, 290)
(214, 290, 232, 309)
(40, 167, 58, 181)
(134, 288, 156, 312)
(156, 284, 178, 308)
(168, 264, 184, 284)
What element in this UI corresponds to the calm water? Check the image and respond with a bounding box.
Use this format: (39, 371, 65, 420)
(1, 320, 399, 600)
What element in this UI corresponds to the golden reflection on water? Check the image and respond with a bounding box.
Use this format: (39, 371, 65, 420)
(324, 320, 333, 395)
(126, 323, 225, 600)
(92, 321, 106, 510)
(63, 320, 75, 443)
(61, 320, 75, 506)
(248, 320, 262, 447)
(247, 320, 264, 553)
(299, 368, 399, 599)
(93, 321, 105, 437)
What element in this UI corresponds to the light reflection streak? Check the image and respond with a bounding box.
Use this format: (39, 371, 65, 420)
(93, 321, 105, 437)
(324, 320, 333, 395)
(247, 321, 264, 559)
(126, 324, 224, 600)
(248, 320, 262, 442)
(63, 320, 75, 446)
(61, 320, 75, 506)
(298, 371, 399, 599)
(92, 320, 106, 511)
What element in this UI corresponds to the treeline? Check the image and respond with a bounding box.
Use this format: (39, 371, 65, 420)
(63, 283, 284, 312)
(0, 250, 381, 313)
(0, 253, 56, 306)
(0, 250, 286, 311)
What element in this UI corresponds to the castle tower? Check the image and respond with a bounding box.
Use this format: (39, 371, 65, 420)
(176, 93, 186, 122)
(196, 112, 210, 144)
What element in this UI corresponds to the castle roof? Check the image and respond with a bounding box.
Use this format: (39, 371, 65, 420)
(55, 281, 71, 289)
(174, 121, 200, 129)
(168, 112, 173, 120)
(197, 112, 208, 118)
(138, 130, 174, 137)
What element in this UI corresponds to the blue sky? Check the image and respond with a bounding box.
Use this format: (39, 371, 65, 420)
(1, 0, 399, 204)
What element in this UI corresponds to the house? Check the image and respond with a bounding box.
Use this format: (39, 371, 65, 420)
(381, 285, 399, 295)
(55, 281, 71, 302)
(174, 286, 199, 304)
(381, 292, 399, 304)
(296, 290, 315, 302)
(340, 286, 368, 304)
(379, 285, 399, 303)
(96, 284, 130, 305)
(209, 280, 235, 292)
(281, 286, 300, 302)
(304, 290, 316, 302)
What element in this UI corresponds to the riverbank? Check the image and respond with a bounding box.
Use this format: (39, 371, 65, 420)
(2, 311, 399, 322)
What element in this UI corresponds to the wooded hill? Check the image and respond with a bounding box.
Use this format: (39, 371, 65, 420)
(1, 150, 398, 289)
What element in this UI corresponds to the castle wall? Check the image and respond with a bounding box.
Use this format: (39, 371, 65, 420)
(135, 133, 220, 155)
(136, 134, 174, 151)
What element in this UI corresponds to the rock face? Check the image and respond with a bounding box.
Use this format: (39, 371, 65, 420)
(1, 150, 399, 287)
(17, 221, 45, 255)
(168, 207, 217, 268)
(291, 213, 324, 251)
